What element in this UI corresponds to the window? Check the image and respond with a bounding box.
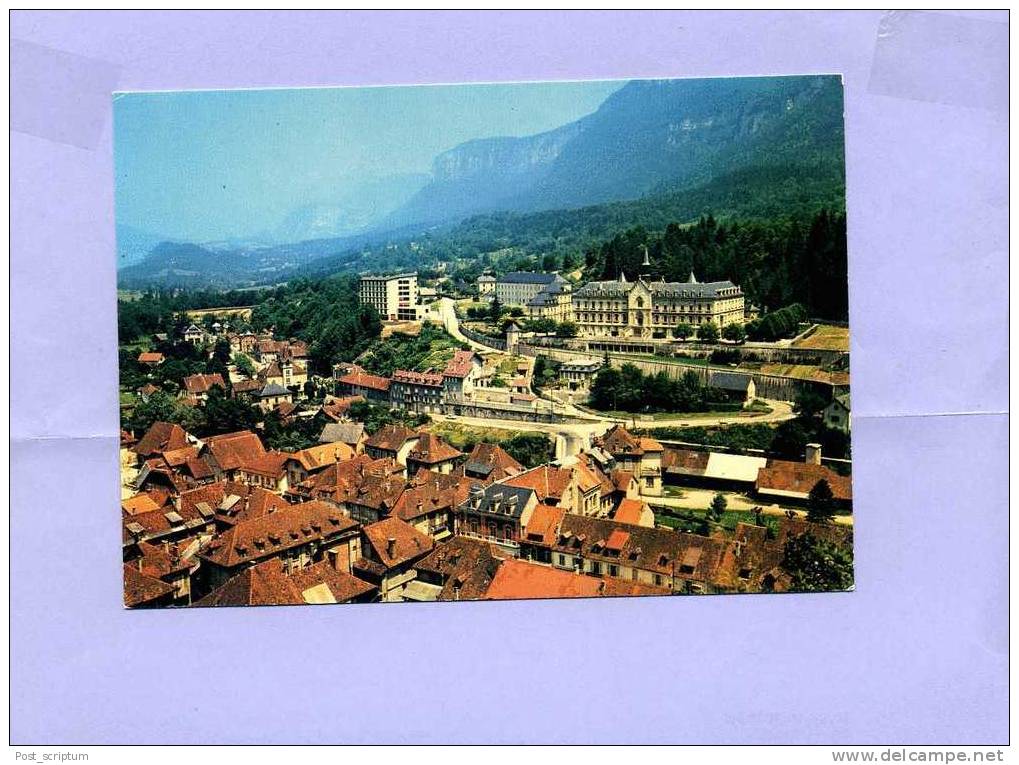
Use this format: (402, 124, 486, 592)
(558, 554, 566, 566)
(608, 564, 619, 577)
(590, 561, 602, 575)
(654, 574, 662, 587)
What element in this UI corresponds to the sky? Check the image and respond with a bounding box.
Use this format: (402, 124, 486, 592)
(113, 79, 624, 243)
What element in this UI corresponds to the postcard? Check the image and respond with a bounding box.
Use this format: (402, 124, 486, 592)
(115, 75, 852, 608)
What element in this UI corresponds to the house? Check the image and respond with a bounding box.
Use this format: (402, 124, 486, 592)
(454, 442, 524, 484)
(441, 349, 483, 405)
(354, 517, 435, 602)
(183, 324, 205, 345)
(518, 503, 567, 564)
(391, 471, 471, 541)
(754, 455, 852, 509)
(319, 395, 366, 423)
(196, 558, 375, 607)
(137, 351, 164, 367)
(708, 371, 757, 407)
(595, 425, 664, 496)
(477, 274, 496, 295)
(256, 383, 293, 412)
(137, 382, 160, 402)
(177, 480, 289, 530)
(123, 563, 176, 608)
(132, 421, 193, 463)
(559, 358, 603, 390)
(230, 378, 263, 400)
(263, 359, 308, 390)
(318, 421, 367, 451)
(364, 424, 420, 466)
(182, 373, 226, 403)
(662, 448, 768, 491)
(404, 433, 463, 476)
(297, 454, 401, 506)
(256, 339, 283, 364)
(824, 392, 851, 433)
(336, 365, 391, 403)
(611, 497, 655, 528)
(414, 536, 507, 601)
(389, 369, 444, 413)
(283, 442, 356, 487)
(502, 464, 601, 516)
(198, 500, 362, 592)
(336, 470, 407, 526)
(123, 539, 200, 606)
(481, 557, 667, 601)
(454, 482, 538, 553)
(545, 514, 726, 594)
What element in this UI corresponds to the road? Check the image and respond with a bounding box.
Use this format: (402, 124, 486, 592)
(646, 488, 854, 526)
(430, 298, 495, 354)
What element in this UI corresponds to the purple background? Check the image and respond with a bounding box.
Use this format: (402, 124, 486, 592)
(10, 11, 1008, 744)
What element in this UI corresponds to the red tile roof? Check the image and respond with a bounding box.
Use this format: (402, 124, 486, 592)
(502, 465, 574, 504)
(362, 517, 435, 569)
(183, 373, 226, 395)
(137, 352, 164, 364)
(123, 564, 174, 607)
(522, 503, 566, 545)
(483, 558, 606, 600)
(756, 460, 852, 501)
(613, 498, 651, 526)
(406, 433, 463, 465)
(365, 424, 418, 453)
(202, 430, 267, 472)
(134, 421, 191, 458)
(442, 349, 477, 379)
(338, 368, 391, 392)
(392, 369, 444, 387)
(392, 474, 472, 523)
(196, 559, 375, 607)
(289, 442, 356, 472)
(456, 442, 524, 483)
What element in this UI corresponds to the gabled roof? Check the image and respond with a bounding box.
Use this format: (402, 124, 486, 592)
(456, 442, 523, 483)
(196, 558, 375, 607)
(123, 564, 175, 607)
(613, 498, 652, 527)
(320, 397, 365, 423)
(406, 433, 463, 465)
(522, 503, 566, 545)
(460, 482, 535, 519)
(362, 517, 434, 569)
(392, 474, 472, 523)
(200, 500, 358, 569)
(497, 272, 565, 286)
(756, 460, 852, 501)
(319, 421, 366, 446)
(365, 423, 418, 453)
(482, 558, 614, 600)
(442, 349, 479, 379)
(183, 373, 226, 395)
(133, 421, 191, 458)
(202, 430, 267, 472)
(502, 465, 574, 504)
(415, 536, 507, 601)
(137, 352, 164, 364)
(338, 367, 391, 392)
(259, 383, 290, 397)
(289, 442, 356, 472)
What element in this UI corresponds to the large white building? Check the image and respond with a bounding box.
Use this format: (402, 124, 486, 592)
(572, 272, 744, 339)
(359, 273, 419, 321)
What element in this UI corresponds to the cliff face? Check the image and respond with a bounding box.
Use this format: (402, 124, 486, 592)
(387, 75, 844, 228)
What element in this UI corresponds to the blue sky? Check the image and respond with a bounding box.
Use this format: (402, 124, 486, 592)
(113, 79, 624, 243)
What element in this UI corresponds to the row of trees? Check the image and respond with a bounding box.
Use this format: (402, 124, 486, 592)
(589, 364, 733, 414)
(745, 303, 808, 342)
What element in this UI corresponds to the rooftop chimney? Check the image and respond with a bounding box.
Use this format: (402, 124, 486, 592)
(386, 537, 397, 559)
(805, 443, 822, 465)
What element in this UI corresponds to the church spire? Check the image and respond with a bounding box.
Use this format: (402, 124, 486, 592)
(687, 270, 698, 284)
(641, 244, 651, 269)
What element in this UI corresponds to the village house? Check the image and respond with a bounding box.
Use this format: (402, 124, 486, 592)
(354, 517, 435, 602)
(454, 482, 539, 553)
(198, 500, 362, 592)
(441, 349, 483, 405)
(611, 497, 656, 528)
(389, 369, 444, 413)
(707, 371, 757, 408)
(283, 441, 357, 488)
(177, 480, 289, 531)
(196, 557, 376, 607)
(256, 383, 293, 412)
(453, 442, 524, 484)
(824, 392, 851, 433)
(183, 324, 205, 345)
(123, 563, 176, 608)
(318, 421, 367, 451)
(319, 395, 366, 423)
(476, 274, 496, 295)
(182, 373, 226, 403)
(404, 433, 463, 476)
(661, 447, 768, 492)
(595, 425, 664, 496)
(335, 364, 392, 403)
(391, 471, 472, 541)
(414, 535, 507, 602)
(364, 423, 420, 467)
(137, 351, 164, 367)
(754, 448, 852, 510)
(123, 539, 200, 606)
(481, 557, 667, 600)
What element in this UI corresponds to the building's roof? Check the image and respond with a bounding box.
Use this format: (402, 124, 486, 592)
(406, 433, 463, 465)
(121, 492, 166, 517)
(365, 423, 418, 453)
(362, 517, 435, 569)
(196, 558, 375, 607)
(183, 373, 226, 395)
(756, 460, 852, 501)
(320, 396, 366, 423)
(133, 421, 191, 458)
(289, 442, 356, 472)
(338, 367, 391, 392)
(708, 371, 754, 392)
(502, 465, 574, 504)
(184, 324, 203, 334)
(202, 430, 266, 472)
(318, 421, 366, 445)
(613, 498, 652, 526)
(611, 469, 635, 493)
(392, 474, 472, 523)
(477, 274, 496, 282)
(415, 536, 507, 601)
(442, 349, 478, 379)
(179, 481, 288, 526)
(522, 503, 566, 545)
(456, 442, 524, 483)
(359, 272, 416, 282)
(497, 272, 565, 286)
(259, 383, 291, 397)
(231, 379, 263, 395)
(391, 369, 444, 387)
(526, 282, 570, 307)
(574, 275, 739, 300)
(460, 482, 535, 520)
(123, 564, 175, 607)
(556, 514, 725, 581)
(482, 558, 606, 600)
(665, 450, 769, 484)
(137, 352, 164, 364)
(200, 500, 358, 569)
(829, 393, 851, 412)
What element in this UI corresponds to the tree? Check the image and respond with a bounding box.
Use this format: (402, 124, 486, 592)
(197, 387, 260, 437)
(556, 320, 578, 338)
(806, 479, 837, 524)
(127, 391, 202, 435)
(233, 353, 256, 379)
(710, 492, 728, 520)
(673, 323, 694, 341)
(212, 338, 232, 366)
(780, 532, 854, 592)
(696, 322, 719, 343)
(794, 388, 828, 420)
(721, 322, 746, 344)
(489, 296, 503, 322)
(503, 433, 553, 469)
